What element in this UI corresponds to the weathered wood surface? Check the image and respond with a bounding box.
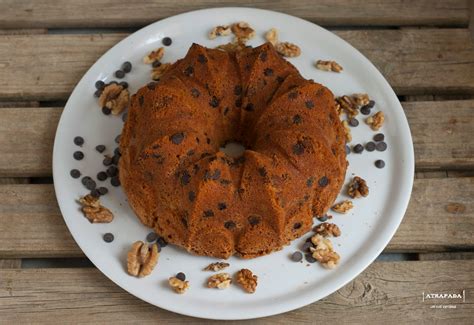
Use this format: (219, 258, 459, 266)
(0, 177, 472, 258)
(0, 0, 469, 29)
(0, 29, 473, 101)
(1, 100, 473, 177)
(0, 261, 472, 323)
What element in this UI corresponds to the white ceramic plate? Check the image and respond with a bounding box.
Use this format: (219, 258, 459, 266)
(53, 7, 414, 320)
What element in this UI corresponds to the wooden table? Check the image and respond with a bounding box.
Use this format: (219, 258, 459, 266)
(0, 1, 473, 323)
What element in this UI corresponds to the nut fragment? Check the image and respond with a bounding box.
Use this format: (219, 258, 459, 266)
(79, 194, 114, 223)
(342, 120, 352, 142)
(127, 241, 159, 277)
(347, 176, 369, 198)
(209, 25, 231, 39)
(366, 111, 385, 131)
(314, 223, 341, 237)
(151, 63, 172, 81)
(204, 262, 230, 271)
(275, 42, 301, 58)
(310, 234, 340, 269)
(331, 200, 354, 214)
(231, 21, 255, 42)
(215, 41, 247, 52)
(336, 95, 359, 117)
(265, 28, 278, 45)
(169, 276, 190, 294)
(143, 47, 164, 64)
(315, 60, 343, 72)
(98, 84, 129, 115)
(352, 93, 370, 106)
(236, 269, 258, 293)
(207, 273, 232, 289)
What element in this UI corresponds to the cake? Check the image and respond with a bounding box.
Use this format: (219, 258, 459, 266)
(119, 42, 347, 259)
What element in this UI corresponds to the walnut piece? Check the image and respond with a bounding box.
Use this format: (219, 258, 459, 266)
(342, 120, 352, 142)
(265, 28, 278, 45)
(314, 223, 341, 237)
(143, 47, 164, 64)
(215, 41, 247, 52)
(366, 111, 385, 131)
(204, 262, 230, 271)
(331, 200, 354, 214)
(347, 176, 369, 198)
(151, 63, 172, 81)
(98, 83, 129, 115)
(236, 269, 258, 293)
(127, 241, 159, 277)
(275, 42, 301, 58)
(353, 93, 370, 106)
(79, 194, 114, 223)
(315, 60, 343, 72)
(310, 234, 340, 269)
(207, 273, 232, 289)
(169, 276, 190, 294)
(231, 22, 255, 42)
(336, 95, 358, 117)
(209, 25, 231, 39)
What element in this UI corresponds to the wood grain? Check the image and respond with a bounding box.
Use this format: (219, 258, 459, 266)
(0, 259, 21, 268)
(0, 261, 472, 323)
(0, 177, 472, 258)
(0, 29, 474, 101)
(0, 0, 469, 29)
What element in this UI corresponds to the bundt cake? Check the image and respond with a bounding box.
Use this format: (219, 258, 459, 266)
(119, 42, 347, 259)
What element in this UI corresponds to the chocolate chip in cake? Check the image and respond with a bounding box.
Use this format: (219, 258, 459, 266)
(103, 233, 114, 243)
(183, 65, 194, 76)
(98, 187, 108, 195)
(375, 159, 386, 168)
(203, 210, 214, 217)
(224, 221, 236, 230)
(146, 82, 157, 90)
(180, 170, 191, 185)
(73, 151, 84, 160)
(102, 107, 112, 115)
(170, 132, 185, 145)
(259, 52, 267, 62)
(176, 272, 186, 281)
(291, 251, 303, 262)
(95, 80, 105, 90)
(305, 100, 314, 109)
(162, 37, 172, 46)
(348, 118, 359, 127)
(188, 191, 196, 202)
(288, 92, 298, 99)
(218, 202, 227, 210)
(258, 167, 267, 177)
(244, 102, 254, 111)
(70, 169, 81, 178)
(95, 145, 106, 153)
(157, 236, 168, 247)
(292, 114, 302, 125)
(74, 136, 84, 146)
(209, 96, 219, 108)
(121, 61, 132, 73)
(114, 70, 125, 79)
(103, 156, 113, 166)
(293, 222, 302, 230)
(365, 141, 376, 152)
(190, 88, 200, 98)
(353, 144, 364, 153)
(374, 133, 385, 142)
(146, 232, 158, 242)
(110, 176, 120, 187)
(119, 81, 128, 89)
(306, 177, 314, 187)
(305, 253, 317, 263)
(292, 141, 305, 155)
(235, 98, 242, 108)
(106, 166, 118, 177)
(197, 54, 208, 64)
(318, 176, 329, 187)
(375, 141, 387, 152)
(97, 171, 108, 181)
(234, 85, 242, 96)
(264, 68, 273, 76)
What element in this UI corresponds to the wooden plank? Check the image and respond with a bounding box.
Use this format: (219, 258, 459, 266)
(0, 259, 21, 268)
(0, 177, 472, 258)
(0, 0, 469, 29)
(2, 100, 474, 177)
(0, 261, 472, 323)
(0, 29, 474, 101)
(419, 252, 474, 260)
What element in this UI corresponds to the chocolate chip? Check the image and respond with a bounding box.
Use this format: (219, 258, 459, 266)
(106, 166, 118, 177)
(258, 167, 267, 177)
(147, 82, 157, 90)
(366, 100, 376, 108)
(365, 142, 376, 152)
(345, 145, 350, 155)
(95, 145, 106, 153)
(183, 65, 194, 76)
(218, 202, 227, 210)
(291, 251, 303, 262)
(318, 176, 329, 187)
(90, 189, 100, 198)
(180, 170, 191, 185)
(305, 253, 317, 263)
(73, 151, 84, 160)
(203, 210, 214, 217)
(114, 135, 121, 144)
(244, 102, 254, 111)
(102, 107, 111, 115)
(209, 96, 219, 108)
(97, 171, 108, 181)
(81, 176, 96, 190)
(353, 144, 364, 153)
(317, 215, 329, 222)
(188, 191, 196, 202)
(360, 105, 371, 115)
(288, 92, 298, 99)
(197, 54, 207, 64)
(264, 68, 273, 76)
(235, 98, 242, 107)
(110, 176, 120, 187)
(98, 187, 108, 195)
(374, 133, 385, 142)
(293, 114, 302, 124)
(103, 156, 113, 166)
(103, 233, 114, 243)
(259, 52, 267, 62)
(305, 100, 315, 109)
(115, 70, 125, 79)
(224, 221, 236, 229)
(176, 272, 186, 281)
(152, 60, 162, 68)
(302, 241, 313, 252)
(248, 215, 261, 226)
(292, 141, 304, 155)
(306, 177, 314, 187)
(70, 169, 81, 178)
(146, 232, 158, 242)
(375, 141, 387, 152)
(170, 132, 184, 145)
(190, 88, 200, 98)
(234, 85, 242, 96)
(348, 118, 359, 127)
(94, 89, 103, 97)
(375, 159, 386, 168)
(95, 80, 105, 90)
(293, 222, 302, 229)
(119, 81, 128, 89)
(157, 236, 167, 248)
(121, 61, 132, 73)
(74, 136, 84, 146)
(162, 37, 172, 46)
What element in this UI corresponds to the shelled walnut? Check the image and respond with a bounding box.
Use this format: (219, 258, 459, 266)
(127, 241, 159, 277)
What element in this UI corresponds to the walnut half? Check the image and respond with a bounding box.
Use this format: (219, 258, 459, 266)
(209, 25, 231, 39)
(79, 194, 114, 223)
(310, 234, 340, 269)
(314, 223, 341, 237)
(347, 176, 369, 198)
(207, 273, 232, 289)
(275, 42, 301, 58)
(204, 262, 230, 272)
(98, 83, 130, 115)
(366, 111, 385, 131)
(231, 22, 255, 42)
(331, 200, 354, 214)
(236, 269, 258, 293)
(127, 241, 159, 277)
(315, 60, 343, 73)
(265, 28, 278, 45)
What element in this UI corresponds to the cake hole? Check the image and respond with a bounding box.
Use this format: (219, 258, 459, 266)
(219, 141, 245, 158)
